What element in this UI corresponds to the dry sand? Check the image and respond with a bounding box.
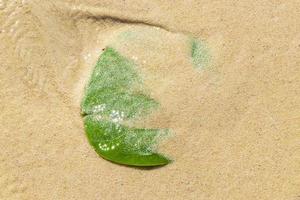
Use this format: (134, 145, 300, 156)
(1, 0, 300, 199)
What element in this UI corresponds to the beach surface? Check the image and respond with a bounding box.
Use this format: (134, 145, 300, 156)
(0, 0, 299, 199)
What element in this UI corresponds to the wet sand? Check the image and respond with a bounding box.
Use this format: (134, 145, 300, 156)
(0, 1, 299, 199)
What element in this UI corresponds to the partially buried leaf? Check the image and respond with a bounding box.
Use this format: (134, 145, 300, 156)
(81, 47, 170, 166)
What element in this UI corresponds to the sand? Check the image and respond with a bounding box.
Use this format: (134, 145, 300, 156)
(1, 0, 300, 199)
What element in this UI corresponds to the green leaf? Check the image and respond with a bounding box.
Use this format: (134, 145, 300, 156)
(81, 47, 170, 167)
(84, 115, 170, 166)
(81, 48, 158, 119)
(190, 38, 210, 69)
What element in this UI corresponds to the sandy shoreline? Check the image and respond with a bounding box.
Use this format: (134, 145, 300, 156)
(1, 1, 299, 199)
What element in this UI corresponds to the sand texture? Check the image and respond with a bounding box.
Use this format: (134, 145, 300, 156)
(0, 0, 300, 199)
